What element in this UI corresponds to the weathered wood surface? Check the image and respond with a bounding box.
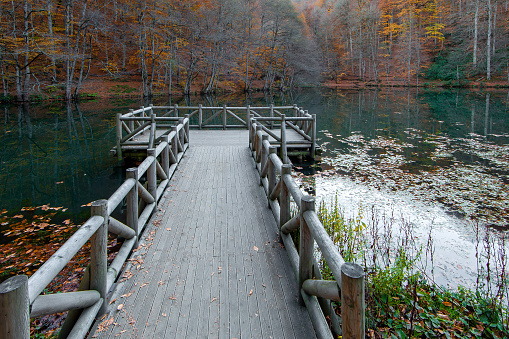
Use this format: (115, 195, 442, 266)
(90, 131, 316, 338)
(127, 128, 310, 149)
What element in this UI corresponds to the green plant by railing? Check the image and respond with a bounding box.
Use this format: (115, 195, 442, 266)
(315, 195, 508, 338)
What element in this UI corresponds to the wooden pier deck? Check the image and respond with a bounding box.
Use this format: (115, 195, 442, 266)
(91, 131, 316, 338)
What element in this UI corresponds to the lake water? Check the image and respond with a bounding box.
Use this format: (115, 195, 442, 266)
(1, 88, 508, 293)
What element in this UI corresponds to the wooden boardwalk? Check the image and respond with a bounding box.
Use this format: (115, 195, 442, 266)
(91, 131, 316, 338)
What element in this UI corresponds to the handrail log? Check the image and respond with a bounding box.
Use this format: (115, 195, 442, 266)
(27, 216, 104, 303)
(303, 210, 345, 285)
(30, 290, 101, 318)
(151, 105, 297, 110)
(282, 174, 303, 209)
(107, 178, 136, 215)
(137, 155, 155, 178)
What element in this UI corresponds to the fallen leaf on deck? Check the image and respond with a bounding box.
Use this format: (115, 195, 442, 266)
(249, 289, 253, 296)
(253, 246, 258, 251)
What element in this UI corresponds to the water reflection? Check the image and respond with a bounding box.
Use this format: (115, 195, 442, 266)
(0, 101, 127, 219)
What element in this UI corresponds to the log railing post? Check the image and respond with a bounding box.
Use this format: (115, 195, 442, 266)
(267, 147, 277, 207)
(126, 168, 139, 247)
(148, 113, 156, 149)
(128, 109, 135, 133)
(161, 136, 170, 177)
(171, 126, 179, 158)
(255, 125, 262, 164)
(90, 200, 108, 314)
(280, 114, 288, 164)
(246, 105, 251, 131)
(0, 275, 30, 339)
(249, 118, 255, 151)
(299, 196, 315, 306)
(222, 104, 227, 130)
(198, 104, 203, 129)
(178, 118, 184, 148)
(311, 114, 317, 159)
(174, 104, 179, 118)
(147, 149, 157, 203)
(116, 113, 122, 161)
(341, 263, 365, 339)
(184, 114, 190, 144)
(260, 135, 269, 176)
(270, 104, 274, 129)
(280, 164, 291, 231)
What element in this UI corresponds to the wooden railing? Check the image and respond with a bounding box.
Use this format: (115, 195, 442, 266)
(249, 118, 366, 339)
(115, 104, 316, 163)
(0, 118, 190, 339)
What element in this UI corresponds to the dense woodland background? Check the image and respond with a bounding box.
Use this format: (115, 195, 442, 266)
(0, 0, 508, 101)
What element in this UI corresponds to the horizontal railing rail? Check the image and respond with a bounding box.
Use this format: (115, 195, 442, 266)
(114, 104, 316, 162)
(249, 117, 365, 339)
(0, 118, 190, 339)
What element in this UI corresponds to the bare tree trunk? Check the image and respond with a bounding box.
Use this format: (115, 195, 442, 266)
(487, 0, 492, 80)
(473, 0, 479, 66)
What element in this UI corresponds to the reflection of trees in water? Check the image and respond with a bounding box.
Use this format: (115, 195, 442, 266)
(0, 102, 119, 212)
(313, 88, 507, 144)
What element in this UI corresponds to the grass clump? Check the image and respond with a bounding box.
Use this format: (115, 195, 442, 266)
(316, 194, 508, 338)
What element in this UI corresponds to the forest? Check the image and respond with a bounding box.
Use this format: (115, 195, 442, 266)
(0, 0, 508, 101)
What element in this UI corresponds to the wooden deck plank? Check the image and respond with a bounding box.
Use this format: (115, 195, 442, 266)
(91, 134, 316, 339)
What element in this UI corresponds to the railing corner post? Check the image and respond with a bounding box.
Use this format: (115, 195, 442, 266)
(0, 275, 30, 339)
(341, 262, 365, 339)
(90, 199, 109, 314)
(299, 195, 315, 306)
